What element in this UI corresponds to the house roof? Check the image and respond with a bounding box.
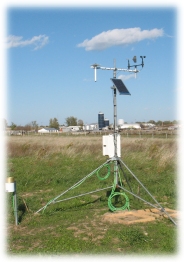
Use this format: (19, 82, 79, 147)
(39, 127, 57, 131)
(45, 127, 57, 130)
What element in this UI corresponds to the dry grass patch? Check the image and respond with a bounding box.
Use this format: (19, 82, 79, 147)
(121, 137, 177, 169)
(7, 135, 102, 158)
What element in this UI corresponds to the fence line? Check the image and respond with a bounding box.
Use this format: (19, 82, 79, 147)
(6, 129, 178, 139)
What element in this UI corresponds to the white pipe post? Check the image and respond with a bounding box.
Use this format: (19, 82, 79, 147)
(94, 67, 97, 82)
(6, 177, 18, 226)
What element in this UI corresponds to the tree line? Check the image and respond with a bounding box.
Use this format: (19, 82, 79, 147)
(4, 116, 84, 131)
(48, 117, 83, 129)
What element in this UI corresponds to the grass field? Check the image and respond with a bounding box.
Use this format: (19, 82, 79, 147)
(6, 134, 178, 255)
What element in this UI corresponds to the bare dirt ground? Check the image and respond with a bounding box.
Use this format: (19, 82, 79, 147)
(102, 208, 179, 225)
(66, 208, 179, 244)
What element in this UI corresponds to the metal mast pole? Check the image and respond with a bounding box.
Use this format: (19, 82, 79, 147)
(113, 60, 118, 185)
(90, 57, 146, 187)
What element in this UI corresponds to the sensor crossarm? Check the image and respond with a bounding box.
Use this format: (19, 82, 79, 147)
(91, 56, 145, 81)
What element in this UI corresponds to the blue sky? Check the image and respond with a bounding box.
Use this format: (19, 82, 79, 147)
(6, 6, 177, 126)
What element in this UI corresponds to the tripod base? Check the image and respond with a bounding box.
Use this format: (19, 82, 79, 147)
(35, 156, 177, 226)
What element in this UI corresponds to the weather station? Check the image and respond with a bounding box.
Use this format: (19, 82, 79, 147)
(35, 56, 177, 226)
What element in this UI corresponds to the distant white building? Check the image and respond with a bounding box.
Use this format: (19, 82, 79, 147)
(83, 123, 98, 131)
(142, 123, 156, 128)
(69, 126, 80, 131)
(168, 125, 179, 130)
(118, 119, 124, 126)
(119, 123, 141, 130)
(38, 127, 58, 133)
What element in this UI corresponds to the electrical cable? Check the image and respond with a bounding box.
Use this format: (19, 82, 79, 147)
(108, 190, 130, 211)
(96, 163, 111, 180)
(41, 162, 130, 213)
(107, 171, 130, 211)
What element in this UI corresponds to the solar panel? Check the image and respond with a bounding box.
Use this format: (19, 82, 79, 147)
(111, 78, 131, 95)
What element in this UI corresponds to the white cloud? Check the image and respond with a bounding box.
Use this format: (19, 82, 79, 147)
(77, 27, 164, 51)
(6, 34, 49, 50)
(118, 74, 135, 81)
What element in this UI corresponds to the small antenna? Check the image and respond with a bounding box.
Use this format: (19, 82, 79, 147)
(128, 59, 130, 69)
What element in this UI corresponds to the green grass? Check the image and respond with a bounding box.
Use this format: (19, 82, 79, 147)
(6, 135, 178, 255)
